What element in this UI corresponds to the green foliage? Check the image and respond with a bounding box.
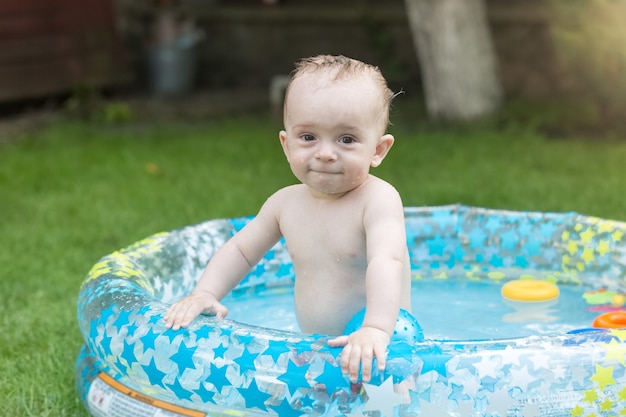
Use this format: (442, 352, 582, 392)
(2, 113, 626, 415)
(548, 0, 626, 128)
(64, 85, 133, 124)
(359, 11, 413, 90)
(99, 102, 134, 124)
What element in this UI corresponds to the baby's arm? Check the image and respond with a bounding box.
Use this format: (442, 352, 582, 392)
(165, 196, 283, 330)
(328, 183, 406, 382)
(164, 238, 259, 330)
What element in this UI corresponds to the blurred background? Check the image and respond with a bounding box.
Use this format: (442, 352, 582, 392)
(1, 0, 625, 135)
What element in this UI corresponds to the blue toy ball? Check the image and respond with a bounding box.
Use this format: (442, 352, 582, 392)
(345, 308, 424, 343)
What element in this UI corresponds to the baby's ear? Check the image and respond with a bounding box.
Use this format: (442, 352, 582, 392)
(371, 134, 394, 167)
(279, 130, 290, 162)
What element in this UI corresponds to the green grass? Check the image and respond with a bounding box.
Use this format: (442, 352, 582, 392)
(1, 110, 626, 416)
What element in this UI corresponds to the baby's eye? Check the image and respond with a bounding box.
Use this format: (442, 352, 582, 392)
(339, 136, 355, 144)
(301, 134, 315, 142)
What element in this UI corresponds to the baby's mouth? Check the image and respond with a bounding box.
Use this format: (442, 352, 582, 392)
(310, 168, 341, 175)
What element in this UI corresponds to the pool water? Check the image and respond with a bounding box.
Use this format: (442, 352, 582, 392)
(411, 279, 597, 340)
(223, 278, 599, 340)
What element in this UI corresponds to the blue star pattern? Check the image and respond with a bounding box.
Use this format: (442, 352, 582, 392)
(120, 340, 138, 367)
(166, 377, 194, 401)
(141, 357, 167, 388)
(314, 360, 350, 395)
(212, 342, 228, 359)
(76, 206, 626, 416)
(237, 378, 272, 411)
(264, 339, 291, 361)
(139, 327, 158, 352)
(207, 363, 230, 392)
(277, 359, 311, 394)
(234, 347, 260, 372)
(193, 382, 215, 403)
(170, 340, 197, 376)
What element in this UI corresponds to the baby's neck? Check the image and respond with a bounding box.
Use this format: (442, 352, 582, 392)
(306, 175, 372, 201)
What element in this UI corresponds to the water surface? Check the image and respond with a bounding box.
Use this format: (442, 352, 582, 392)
(223, 278, 598, 340)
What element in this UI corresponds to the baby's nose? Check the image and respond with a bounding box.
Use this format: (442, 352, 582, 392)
(315, 143, 337, 161)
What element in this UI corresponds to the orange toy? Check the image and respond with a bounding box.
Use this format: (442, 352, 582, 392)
(592, 311, 626, 329)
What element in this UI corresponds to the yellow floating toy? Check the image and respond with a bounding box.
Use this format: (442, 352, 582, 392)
(501, 279, 560, 302)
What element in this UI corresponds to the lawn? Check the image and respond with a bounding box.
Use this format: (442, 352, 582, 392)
(1, 107, 626, 416)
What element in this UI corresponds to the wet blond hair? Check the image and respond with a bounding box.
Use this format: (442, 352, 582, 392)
(284, 55, 396, 130)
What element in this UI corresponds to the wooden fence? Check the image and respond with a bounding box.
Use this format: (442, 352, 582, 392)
(0, 0, 564, 103)
(0, 0, 131, 103)
(117, 0, 560, 100)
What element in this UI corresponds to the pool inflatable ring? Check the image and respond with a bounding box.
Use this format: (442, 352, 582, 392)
(501, 279, 560, 302)
(593, 311, 626, 329)
(77, 205, 626, 417)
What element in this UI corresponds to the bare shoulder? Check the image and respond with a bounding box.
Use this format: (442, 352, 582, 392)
(267, 184, 307, 204)
(237, 186, 305, 243)
(258, 184, 307, 214)
(362, 176, 402, 203)
(361, 176, 404, 219)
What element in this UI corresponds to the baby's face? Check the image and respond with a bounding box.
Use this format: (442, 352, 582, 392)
(280, 75, 387, 198)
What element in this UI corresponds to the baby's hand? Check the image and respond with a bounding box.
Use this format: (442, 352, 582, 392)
(164, 291, 228, 330)
(327, 327, 390, 383)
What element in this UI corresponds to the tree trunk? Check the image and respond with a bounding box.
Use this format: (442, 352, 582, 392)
(404, 0, 502, 121)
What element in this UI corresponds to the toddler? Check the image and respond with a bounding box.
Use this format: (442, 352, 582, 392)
(165, 55, 413, 383)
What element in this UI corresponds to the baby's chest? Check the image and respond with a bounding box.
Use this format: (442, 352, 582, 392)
(281, 213, 366, 261)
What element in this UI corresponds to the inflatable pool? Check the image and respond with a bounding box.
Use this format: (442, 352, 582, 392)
(76, 205, 626, 417)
